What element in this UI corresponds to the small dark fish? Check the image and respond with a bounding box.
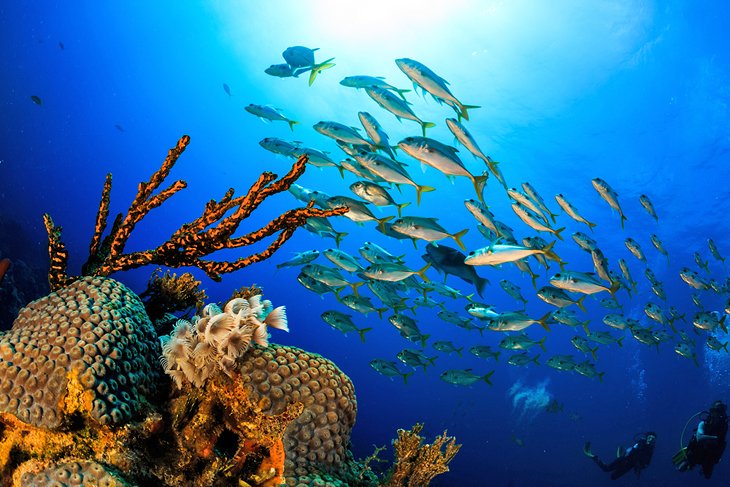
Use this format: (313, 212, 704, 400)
(223, 83, 232, 96)
(30, 95, 42, 106)
(58, 41, 65, 50)
(114, 124, 125, 132)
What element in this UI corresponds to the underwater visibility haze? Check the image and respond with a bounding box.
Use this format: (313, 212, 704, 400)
(1, 1, 730, 485)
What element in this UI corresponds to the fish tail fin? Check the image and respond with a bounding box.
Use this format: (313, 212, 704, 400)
(494, 351, 501, 362)
(421, 334, 431, 349)
(420, 121, 436, 137)
(720, 315, 727, 334)
(532, 354, 541, 366)
(308, 58, 335, 86)
(586, 220, 597, 232)
(395, 88, 411, 101)
(473, 173, 489, 205)
(351, 281, 364, 297)
(335, 231, 348, 248)
(598, 372, 605, 383)
(403, 372, 414, 384)
(582, 321, 591, 336)
(620, 212, 627, 230)
(357, 327, 373, 343)
(452, 228, 469, 251)
(459, 104, 480, 122)
(288, 120, 300, 132)
(553, 226, 566, 241)
(576, 295, 588, 313)
(456, 347, 464, 358)
(465, 293, 475, 303)
(609, 281, 621, 305)
(538, 337, 547, 352)
(376, 307, 388, 320)
(538, 312, 552, 332)
(590, 346, 598, 361)
(476, 276, 489, 298)
(417, 262, 431, 282)
(396, 201, 411, 217)
(483, 370, 495, 386)
(335, 164, 345, 179)
(415, 185, 436, 206)
(376, 215, 394, 233)
(722, 343, 728, 353)
(617, 336, 625, 348)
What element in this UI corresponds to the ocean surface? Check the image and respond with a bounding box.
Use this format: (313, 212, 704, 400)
(1, 1, 730, 485)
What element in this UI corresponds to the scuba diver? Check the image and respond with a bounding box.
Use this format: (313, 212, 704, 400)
(583, 431, 656, 480)
(673, 400, 728, 479)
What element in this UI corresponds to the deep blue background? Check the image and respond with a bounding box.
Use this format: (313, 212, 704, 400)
(1, 2, 730, 485)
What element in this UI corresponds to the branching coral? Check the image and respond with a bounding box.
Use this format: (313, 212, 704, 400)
(382, 423, 461, 487)
(160, 295, 288, 388)
(42, 135, 348, 291)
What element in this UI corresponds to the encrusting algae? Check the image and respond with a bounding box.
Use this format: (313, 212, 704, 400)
(0, 137, 460, 486)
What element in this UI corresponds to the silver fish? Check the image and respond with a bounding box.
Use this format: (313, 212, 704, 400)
(592, 178, 627, 229)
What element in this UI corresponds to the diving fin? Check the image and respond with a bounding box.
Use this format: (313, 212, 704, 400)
(672, 447, 688, 467)
(583, 442, 596, 459)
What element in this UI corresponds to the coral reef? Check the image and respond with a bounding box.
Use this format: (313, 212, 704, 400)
(13, 458, 128, 486)
(0, 137, 461, 486)
(42, 135, 348, 291)
(0, 276, 160, 429)
(382, 423, 461, 487)
(139, 268, 207, 323)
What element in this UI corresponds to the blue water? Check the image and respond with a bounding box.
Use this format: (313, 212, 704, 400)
(1, 1, 730, 485)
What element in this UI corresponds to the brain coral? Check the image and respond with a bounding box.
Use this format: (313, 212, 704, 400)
(0, 276, 160, 429)
(14, 458, 129, 487)
(238, 345, 357, 481)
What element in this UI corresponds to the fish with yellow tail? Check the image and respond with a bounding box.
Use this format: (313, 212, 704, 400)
(398, 136, 489, 204)
(369, 359, 413, 384)
(341, 76, 410, 100)
(465, 241, 563, 267)
(321, 311, 372, 342)
(674, 342, 699, 366)
(550, 271, 620, 302)
(485, 311, 552, 332)
(354, 151, 435, 205)
(349, 181, 410, 217)
(592, 178, 627, 229)
(361, 262, 431, 283)
(395, 58, 479, 121)
(555, 194, 597, 230)
(365, 86, 435, 136)
(624, 238, 646, 263)
(441, 369, 494, 386)
(281, 46, 335, 86)
(511, 202, 565, 240)
(326, 196, 393, 231)
(314, 121, 375, 150)
(244, 104, 299, 131)
(445, 118, 505, 187)
(357, 111, 396, 158)
(391, 216, 469, 250)
(522, 182, 559, 224)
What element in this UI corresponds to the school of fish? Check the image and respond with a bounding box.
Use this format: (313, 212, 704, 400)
(242, 46, 729, 387)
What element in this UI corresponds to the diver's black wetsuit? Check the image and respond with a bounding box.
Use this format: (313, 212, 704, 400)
(684, 415, 728, 478)
(594, 438, 655, 480)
